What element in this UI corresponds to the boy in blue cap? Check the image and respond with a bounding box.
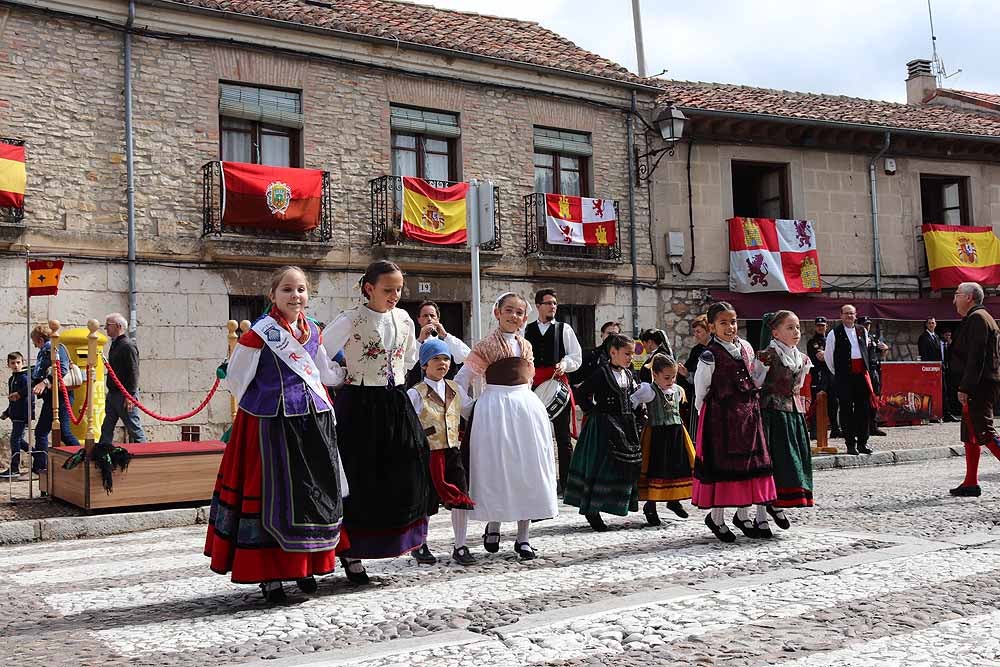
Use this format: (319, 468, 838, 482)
(406, 337, 476, 565)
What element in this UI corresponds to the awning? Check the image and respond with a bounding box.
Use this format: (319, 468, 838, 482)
(710, 291, 1000, 322)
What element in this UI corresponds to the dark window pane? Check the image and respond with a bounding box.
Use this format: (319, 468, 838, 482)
(221, 129, 252, 163)
(560, 169, 581, 196)
(260, 132, 291, 167)
(535, 165, 554, 194)
(559, 155, 580, 171)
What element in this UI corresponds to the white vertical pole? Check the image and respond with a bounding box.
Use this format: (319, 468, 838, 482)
(631, 0, 647, 77)
(468, 179, 482, 344)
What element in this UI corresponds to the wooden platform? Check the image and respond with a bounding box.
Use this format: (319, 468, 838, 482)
(45, 441, 226, 511)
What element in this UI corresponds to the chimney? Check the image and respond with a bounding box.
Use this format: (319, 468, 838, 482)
(906, 59, 937, 104)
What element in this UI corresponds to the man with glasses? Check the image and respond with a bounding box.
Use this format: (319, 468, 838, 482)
(524, 288, 582, 496)
(405, 300, 470, 388)
(824, 304, 874, 455)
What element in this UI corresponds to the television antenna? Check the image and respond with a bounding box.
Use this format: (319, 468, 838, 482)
(927, 0, 962, 85)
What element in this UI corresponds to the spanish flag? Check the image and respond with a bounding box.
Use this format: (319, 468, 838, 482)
(0, 143, 26, 209)
(28, 260, 63, 296)
(922, 224, 1000, 290)
(401, 177, 468, 245)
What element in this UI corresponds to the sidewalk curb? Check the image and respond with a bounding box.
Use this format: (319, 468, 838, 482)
(0, 446, 963, 546)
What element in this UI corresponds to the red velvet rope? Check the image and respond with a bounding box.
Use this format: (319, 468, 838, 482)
(102, 356, 221, 422)
(52, 356, 91, 425)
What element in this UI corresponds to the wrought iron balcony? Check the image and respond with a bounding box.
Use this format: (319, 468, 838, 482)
(523, 193, 622, 262)
(370, 175, 501, 251)
(0, 138, 25, 227)
(201, 161, 333, 242)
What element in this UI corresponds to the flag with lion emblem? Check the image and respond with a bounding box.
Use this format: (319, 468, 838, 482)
(728, 217, 822, 294)
(922, 224, 1000, 289)
(544, 194, 617, 247)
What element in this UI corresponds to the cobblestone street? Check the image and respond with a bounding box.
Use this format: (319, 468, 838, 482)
(2, 450, 999, 666)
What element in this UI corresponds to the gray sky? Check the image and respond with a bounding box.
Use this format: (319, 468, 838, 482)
(411, 0, 999, 103)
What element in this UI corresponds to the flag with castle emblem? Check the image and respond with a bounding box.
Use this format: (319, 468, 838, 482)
(401, 177, 468, 245)
(27, 260, 63, 296)
(220, 162, 323, 232)
(922, 224, 1000, 289)
(728, 217, 822, 294)
(545, 194, 617, 247)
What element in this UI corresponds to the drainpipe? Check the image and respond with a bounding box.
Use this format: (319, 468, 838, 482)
(627, 92, 640, 335)
(124, 0, 138, 338)
(868, 131, 891, 299)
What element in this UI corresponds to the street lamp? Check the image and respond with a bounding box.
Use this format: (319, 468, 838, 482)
(633, 104, 687, 184)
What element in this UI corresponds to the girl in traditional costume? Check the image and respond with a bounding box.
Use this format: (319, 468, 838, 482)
(205, 266, 349, 603)
(564, 334, 643, 532)
(754, 310, 814, 533)
(632, 354, 694, 526)
(454, 292, 558, 560)
(693, 301, 777, 543)
(407, 337, 476, 565)
(324, 260, 430, 584)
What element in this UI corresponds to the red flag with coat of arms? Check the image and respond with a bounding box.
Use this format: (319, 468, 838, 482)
(220, 161, 323, 231)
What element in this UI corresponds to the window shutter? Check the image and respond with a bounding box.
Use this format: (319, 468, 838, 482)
(390, 106, 461, 138)
(533, 127, 592, 157)
(219, 83, 304, 129)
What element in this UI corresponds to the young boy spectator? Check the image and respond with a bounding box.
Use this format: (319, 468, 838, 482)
(1, 352, 33, 478)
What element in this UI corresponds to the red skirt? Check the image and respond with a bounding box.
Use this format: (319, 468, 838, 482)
(204, 411, 349, 584)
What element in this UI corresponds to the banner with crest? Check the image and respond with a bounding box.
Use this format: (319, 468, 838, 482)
(220, 161, 323, 231)
(401, 177, 468, 245)
(728, 217, 822, 294)
(545, 193, 617, 247)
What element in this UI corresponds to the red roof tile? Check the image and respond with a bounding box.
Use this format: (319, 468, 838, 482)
(932, 88, 1000, 111)
(162, 0, 648, 86)
(657, 80, 1000, 139)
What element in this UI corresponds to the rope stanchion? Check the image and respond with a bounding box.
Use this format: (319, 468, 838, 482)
(102, 356, 221, 422)
(52, 356, 91, 426)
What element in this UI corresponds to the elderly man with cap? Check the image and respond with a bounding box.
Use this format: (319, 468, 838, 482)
(825, 304, 876, 455)
(949, 282, 1000, 497)
(859, 316, 889, 436)
(806, 317, 840, 439)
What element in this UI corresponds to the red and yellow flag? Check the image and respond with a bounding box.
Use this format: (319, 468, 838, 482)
(0, 143, 26, 209)
(922, 224, 1000, 289)
(401, 177, 468, 245)
(28, 260, 63, 296)
(220, 162, 323, 232)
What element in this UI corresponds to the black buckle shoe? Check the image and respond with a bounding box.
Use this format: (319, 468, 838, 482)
(295, 576, 318, 594)
(514, 541, 536, 560)
(483, 527, 501, 553)
(451, 546, 476, 566)
(259, 581, 287, 603)
(731, 514, 759, 538)
(340, 558, 370, 585)
(411, 543, 438, 565)
(704, 513, 736, 543)
(666, 500, 689, 519)
(643, 501, 661, 526)
(752, 519, 774, 538)
(766, 505, 791, 530)
(950, 484, 982, 497)
(585, 513, 608, 532)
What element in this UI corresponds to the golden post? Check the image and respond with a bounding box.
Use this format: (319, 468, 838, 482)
(49, 319, 62, 448)
(227, 320, 238, 421)
(84, 319, 100, 453)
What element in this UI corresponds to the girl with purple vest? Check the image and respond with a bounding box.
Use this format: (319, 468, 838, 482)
(205, 266, 349, 603)
(323, 260, 431, 584)
(692, 301, 777, 543)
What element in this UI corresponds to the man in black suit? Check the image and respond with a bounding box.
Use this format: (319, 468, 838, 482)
(941, 330, 960, 421)
(824, 304, 874, 455)
(99, 313, 147, 445)
(918, 317, 946, 423)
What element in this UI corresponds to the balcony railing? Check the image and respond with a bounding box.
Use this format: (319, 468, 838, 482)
(370, 175, 501, 251)
(0, 138, 25, 226)
(523, 193, 622, 262)
(201, 161, 333, 242)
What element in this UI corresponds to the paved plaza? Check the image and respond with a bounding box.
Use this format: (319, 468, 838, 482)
(2, 453, 999, 666)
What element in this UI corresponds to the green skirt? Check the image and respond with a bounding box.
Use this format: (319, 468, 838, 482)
(564, 413, 639, 516)
(762, 408, 813, 508)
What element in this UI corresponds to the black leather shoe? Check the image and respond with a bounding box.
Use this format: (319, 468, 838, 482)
(950, 484, 982, 497)
(846, 448, 859, 455)
(643, 501, 661, 526)
(451, 546, 476, 566)
(944, 414, 958, 423)
(585, 513, 609, 532)
(871, 428, 887, 436)
(766, 505, 791, 530)
(752, 519, 774, 538)
(930, 418, 942, 424)
(340, 558, 370, 585)
(731, 514, 758, 538)
(704, 513, 736, 543)
(411, 543, 437, 565)
(259, 581, 287, 603)
(666, 500, 689, 519)
(483, 527, 501, 553)
(857, 443, 874, 455)
(513, 541, 536, 560)
(295, 576, 318, 594)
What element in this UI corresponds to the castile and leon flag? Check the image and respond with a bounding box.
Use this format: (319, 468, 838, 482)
(220, 162, 323, 232)
(401, 177, 469, 245)
(728, 217, 822, 294)
(545, 194, 617, 247)
(921, 224, 1000, 290)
